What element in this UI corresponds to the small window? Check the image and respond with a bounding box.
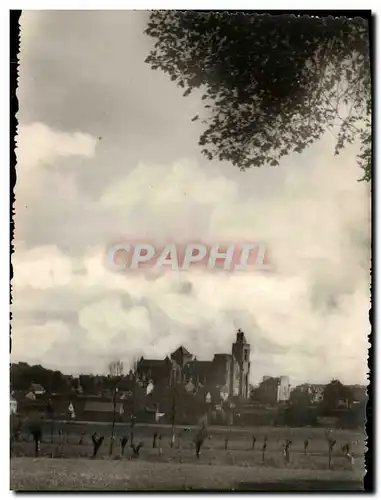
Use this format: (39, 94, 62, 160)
(244, 350, 248, 362)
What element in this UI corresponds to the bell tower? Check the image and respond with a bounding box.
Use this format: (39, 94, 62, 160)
(232, 329, 250, 398)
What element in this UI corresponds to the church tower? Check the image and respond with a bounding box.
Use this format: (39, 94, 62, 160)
(232, 329, 251, 398)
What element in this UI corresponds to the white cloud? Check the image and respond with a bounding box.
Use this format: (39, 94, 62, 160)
(16, 122, 97, 171)
(12, 124, 370, 386)
(12, 246, 73, 290)
(79, 297, 152, 352)
(11, 320, 71, 363)
(12, 10, 371, 389)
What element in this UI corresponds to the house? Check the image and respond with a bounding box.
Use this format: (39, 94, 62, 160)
(252, 376, 291, 405)
(25, 391, 36, 400)
(30, 383, 45, 396)
(277, 376, 291, 402)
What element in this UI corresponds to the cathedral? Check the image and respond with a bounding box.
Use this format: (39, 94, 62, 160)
(137, 329, 251, 398)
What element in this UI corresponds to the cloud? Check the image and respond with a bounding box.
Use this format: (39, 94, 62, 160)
(16, 122, 97, 171)
(12, 246, 73, 290)
(12, 126, 370, 386)
(11, 319, 71, 364)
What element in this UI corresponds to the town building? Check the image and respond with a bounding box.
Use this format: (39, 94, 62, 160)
(136, 329, 251, 398)
(251, 375, 291, 405)
(277, 376, 291, 402)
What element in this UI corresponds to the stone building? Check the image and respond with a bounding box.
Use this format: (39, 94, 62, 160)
(252, 375, 291, 405)
(136, 329, 251, 398)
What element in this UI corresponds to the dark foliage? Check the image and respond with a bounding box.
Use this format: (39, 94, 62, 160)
(11, 362, 73, 394)
(31, 429, 42, 457)
(328, 437, 336, 469)
(145, 12, 371, 181)
(321, 379, 355, 413)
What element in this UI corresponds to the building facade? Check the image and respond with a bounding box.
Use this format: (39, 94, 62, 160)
(136, 329, 251, 398)
(277, 376, 291, 402)
(252, 375, 291, 405)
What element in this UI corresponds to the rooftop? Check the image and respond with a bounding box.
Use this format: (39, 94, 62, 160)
(171, 346, 192, 357)
(30, 383, 45, 392)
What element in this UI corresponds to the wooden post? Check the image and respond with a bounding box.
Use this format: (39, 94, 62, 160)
(328, 439, 336, 469)
(304, 439, 309, 455)
(262, 436, 268, 463)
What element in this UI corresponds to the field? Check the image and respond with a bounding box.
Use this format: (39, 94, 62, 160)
(11, 422, 366, 491)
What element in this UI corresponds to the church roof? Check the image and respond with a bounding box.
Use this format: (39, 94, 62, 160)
(139, 359, 166, 367)
(213, 353, 233, 360)
(171, 346, 192, 357)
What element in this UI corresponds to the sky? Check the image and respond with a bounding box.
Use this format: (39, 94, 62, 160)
(13, 10, 371, 386)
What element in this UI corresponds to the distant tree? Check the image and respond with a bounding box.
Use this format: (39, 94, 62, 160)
(250, 386, 261, 402)
(170, 386, 178, 448)
(322, 379, 354, 414)
(262, 436, 268, 463)
(290, 386, 312, 407)
(194, 422, 208, 458)
(108, 360, 124, 379)
(10, 414, 23, 442)
(327, 436, 336, 469)
(152, 432, 158, 448)
(46, 398, 55, 444)
(157, 434, 163, 456)
(11, 362, 70, 393)
(91, 432, 104, 458)
(304, 439, 309, 454)
(26, 417, 43, 457)
(131, 441, 144, 459)
(108, 360, 124, 456)
(342, 443, 350, 455)
(145, 12, 371, 181)
(120, 436, 129, 456)
(224, 434, 229, 450)
(284, 439, 292, 463)
(78, 431, 86, 445)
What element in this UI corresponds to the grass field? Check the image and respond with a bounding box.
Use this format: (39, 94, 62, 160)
(10, 422, 366, 491)
(10, 457, 365, 491)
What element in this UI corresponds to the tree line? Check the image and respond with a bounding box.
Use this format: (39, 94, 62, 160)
(10, 362, 135, 396)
